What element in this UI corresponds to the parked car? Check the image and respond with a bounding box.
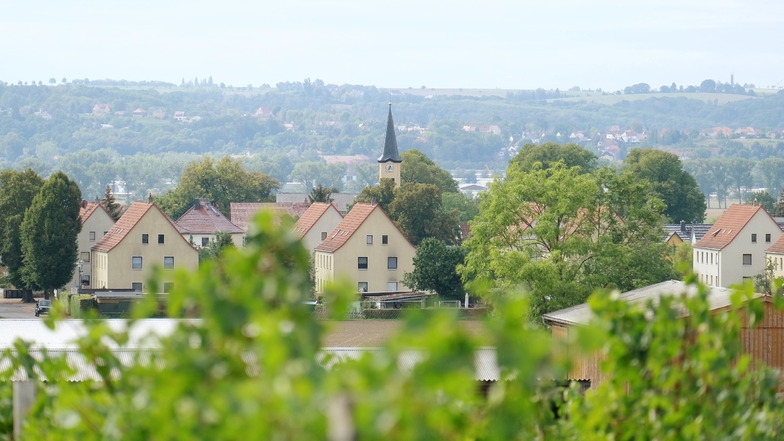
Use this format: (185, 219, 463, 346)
(35, 299, 51, 317)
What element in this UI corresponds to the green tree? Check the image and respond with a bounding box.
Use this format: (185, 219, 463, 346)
(747, 190, 776, 213)
(402, 238, 467, 301)
(461, 163, 673, 317)
(308, 184, 337, 203)
(198, 231, 235, 262)
(724, 157, 754, 203)
(101, 184, 122, 221)
(400, 149, 459, 193)
(156, 156, 278, 219)
(0, 169, 45, 301)
(388, 183, 459, 245)
(289, 161, 345, 193)
(510, 142, 597, 173)
(673, 241, 694, 277)
(20, 171, 82, 299)
(354, 178, 396, 212)
(623, 148, 706, 222)
(757, 158, 784, 198)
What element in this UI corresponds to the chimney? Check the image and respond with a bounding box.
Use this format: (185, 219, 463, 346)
(148, 193, 153, 203)
(194, 198, 201, 210)
(680, 220, 686, 232)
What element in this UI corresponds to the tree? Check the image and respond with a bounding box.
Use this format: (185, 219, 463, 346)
(354, 178, 396, 212)
(400, 149, 459, 193)
(198, 231, 235, 262)
(747, 190, 776, 213)
(20, 171, 82, 299)
(156, 156, 278, 219)
(289, 161, 345, 193)
(757, 158, 784, 198)
(461, 163, 673, 317)
(388, 183, 459, 246)
(308, 184, 336, 204)
(724, 157, 754, 203)
(0, 169, 45, 302)
(510, 142, 597, 174)
(101, 184, 122, 221)
(623, 148, 706, 222)
(402, 238, 467, 301)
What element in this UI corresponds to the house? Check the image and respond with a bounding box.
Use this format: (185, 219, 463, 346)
(175, 198, 245, 248)
(275, 194, 356, 215)
(693, 204, 782, 287)
(92, 103, 111, 116)
(662, 221, 714, 247)
(229, 202, 311, 232)
(91, 201, 198, 291)
(765, 234, 784, 279)
(313, 203, 415, 294)
(173, 111, 187, 122)
(70, 201, 116, 290)
(543, 280, 784, 390)
(293, 202, 343, 253)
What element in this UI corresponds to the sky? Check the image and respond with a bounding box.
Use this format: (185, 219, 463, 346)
(2, 0, 783, 92)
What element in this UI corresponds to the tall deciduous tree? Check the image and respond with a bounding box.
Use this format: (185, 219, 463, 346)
(0, 169, 45, 301)
(389, 183, 459, 246)
(623, 148, 706, 222)
(461, 163, 673, 317)
(20, 171, 82, 299)
(156, 156, 279, 219)
(400, 149, 459, 194)
(510, 142, 597, 173)
(403, 238, 467, 301)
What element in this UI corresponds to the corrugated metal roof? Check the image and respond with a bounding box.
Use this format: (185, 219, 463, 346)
(542, 280, 757, 327)
(0, 320, 502, 382)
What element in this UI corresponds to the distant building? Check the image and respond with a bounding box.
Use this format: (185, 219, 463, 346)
(293, 202, 343, 253)
(175, 198, 245, 248)
(71, 201, 115, 289)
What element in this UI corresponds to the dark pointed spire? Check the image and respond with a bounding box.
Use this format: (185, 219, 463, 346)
(378, 102, 402, 163)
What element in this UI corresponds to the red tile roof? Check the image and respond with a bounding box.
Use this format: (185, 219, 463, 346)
(230, 202, 310, 231)
(767, 233, 784, 254)
(93, 202, 193, 252)
(315, 204, 377, 253)
(79, 201, 100, 223)
(695, 204, 778, 249)
(294, 203, 340, 238)
(176, 199, 243, 235)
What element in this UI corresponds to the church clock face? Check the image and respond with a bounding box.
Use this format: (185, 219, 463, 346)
(386, 164, 394, 172)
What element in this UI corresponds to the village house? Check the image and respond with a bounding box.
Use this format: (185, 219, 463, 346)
(91, 201, 198, 291)
(70, 201, 115, 290)
(229, 202, 310, 232)
(175, 198, 245, 248)
(693, 204, 782, 287)
(313, 203, 415, 294)
(293, 202, 343, 253)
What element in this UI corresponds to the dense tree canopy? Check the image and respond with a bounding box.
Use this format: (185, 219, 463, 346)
(388, 183, 459, 245)
(461, 162, 674, 317)
(402, 238, 467, 301)
(20, 171, 82, 298)
(509, 142, 597, 173)
(623, 148, 706, 222)
(0, 169, 45, 297)
(400, 149, 459, 194)
(155, 156, 279, 219)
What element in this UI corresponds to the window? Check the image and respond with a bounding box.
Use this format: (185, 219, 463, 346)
(80, 252, 90, 262)
(752, 234, 757, 243)
(766, 233, 772, 243)
(132, 256, 143, 270)
(366, 235, 373, 244)
(89, 231, 96, 241)
(142, 234, 149, 244)
(164, 256, 174, 269)
(158, 234, 165, 244)
(387, 257, 398, 270)
(743, 254, 752, 265)
(387, 281, 398, 291)
(132, 282, 143, 291)
(382, 235, 388, 245)
(80, 275, 90, 287)
(321, 232, 328, 241)
(201, 237, 210, 247)
(358, 257, 368, 270)
(358, 282, 368, 292)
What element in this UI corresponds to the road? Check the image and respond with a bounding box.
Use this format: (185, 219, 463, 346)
(0, 297, 39, 319)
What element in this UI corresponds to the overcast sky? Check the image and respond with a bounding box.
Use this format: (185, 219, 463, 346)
(2, 0, 783, 91)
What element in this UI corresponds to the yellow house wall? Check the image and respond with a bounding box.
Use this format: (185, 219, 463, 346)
(92, 208, 199, 290)
(315, 209, 415, 293)
(71, 208, 115, 289)
(301, 208, 343, 253)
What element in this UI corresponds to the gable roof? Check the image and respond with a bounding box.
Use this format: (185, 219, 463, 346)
(316, 204, 377, 253)
(93, 201, 192, 252)
(767, 233, 784, 254)
(79, 201, 106, 224)
(294, 202, 341, 238)
(176, 198, 243, 235)
(229, 202, 310, 232)
(694, 204, 779, 250)
(377, 104, 402, 163)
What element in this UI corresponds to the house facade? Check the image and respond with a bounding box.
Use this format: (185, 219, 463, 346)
(765, 234, 784, 279)
(175, 198, 245, 248)
(313, 203, 415, 294)
(693, 204, 782, 287)
(293, 202, 343, 253)
(69, 201, 115, 290)
(92, 201, 199, 291)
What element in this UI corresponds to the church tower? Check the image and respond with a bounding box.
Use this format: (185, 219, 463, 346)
(378, 103, 402, 187)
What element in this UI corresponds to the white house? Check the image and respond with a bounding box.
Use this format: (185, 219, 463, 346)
(693, 204, 782, 287)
